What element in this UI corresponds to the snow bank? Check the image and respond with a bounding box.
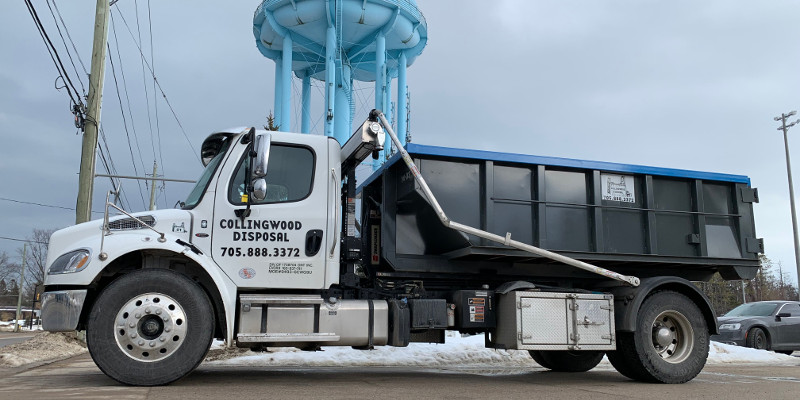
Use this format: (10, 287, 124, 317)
(205, 333, 799, 371)
(706, 341, 796, 365)
(0, 332, 87, 368)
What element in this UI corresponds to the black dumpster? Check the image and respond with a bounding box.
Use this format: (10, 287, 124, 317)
(359, 144, 761, 283)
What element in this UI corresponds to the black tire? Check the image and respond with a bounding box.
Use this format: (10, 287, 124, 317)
(607, 332, 651, 381)
(745, 327, 768, 350)
(87, 269, 214, 386)
(528, 350, 553, 369)
(606, 291, 709, 384)
(530, 350, 605, 372)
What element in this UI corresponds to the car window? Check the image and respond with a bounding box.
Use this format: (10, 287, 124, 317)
(228, 144, 315, 204)
(724, 302, 779, 317)
(778, 303, 800, 316)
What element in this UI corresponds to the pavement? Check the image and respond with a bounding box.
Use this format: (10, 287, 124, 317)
(0, 331, 35, 348)
(2, 353, 800, 400)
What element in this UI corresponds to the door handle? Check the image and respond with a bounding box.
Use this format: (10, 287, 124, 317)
(305, 230, 323, 256)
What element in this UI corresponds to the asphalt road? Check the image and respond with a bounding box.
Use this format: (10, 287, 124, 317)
(0, 332, 34, 348)
(2, 354, 800, 400)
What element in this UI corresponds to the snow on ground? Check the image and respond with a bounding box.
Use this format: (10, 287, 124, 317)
(204, 332, 800, 371)
(0, 331, 795, 371)
(0, 332, 86, 368)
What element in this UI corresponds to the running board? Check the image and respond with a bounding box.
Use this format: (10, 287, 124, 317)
(239, 294, 324, 305)
(236, 333, 340, 343)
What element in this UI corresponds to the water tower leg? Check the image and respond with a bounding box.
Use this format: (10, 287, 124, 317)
(374, 32, 386, 169)
(397, 51, 408, 146)
(324, 26, 336, 138)
(383, 72, 392, 161)
(301, 73, 311, 133)
(281, 35, 293, 131)
(274, 57, 282, 127)
(334, 63, 352, 144)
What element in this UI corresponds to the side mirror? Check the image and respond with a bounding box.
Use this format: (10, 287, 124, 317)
(252, 178, 267, 202)
(776, 312, 791, 321)
(252, 133, 271, 179)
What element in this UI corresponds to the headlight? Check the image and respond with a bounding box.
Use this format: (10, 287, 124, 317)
(719, 323, 741, 330)
(48, 249, 91, 275)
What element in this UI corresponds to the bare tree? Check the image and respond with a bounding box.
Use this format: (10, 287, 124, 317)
(16, 228, 55, 291)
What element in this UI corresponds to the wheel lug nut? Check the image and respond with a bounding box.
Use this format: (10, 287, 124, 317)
(155, 309, 161, 315)
(164, 327, 171, 333)
(135, 313, 142, 319)
(130, 333, 137, 338)
(149, 341, 156, 347)
(138, 340, 144, 346)
(129, 322, 136, 328)
(159, 337, 166, 342)
(145, 308, 151, 314)
(163, 316, 169, 322)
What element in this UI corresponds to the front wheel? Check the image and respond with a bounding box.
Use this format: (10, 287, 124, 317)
(87, 269, 215, 386)
(607, 291, 709, 383)
(745, 327, 768, 350)
(529, 350, 605, 372)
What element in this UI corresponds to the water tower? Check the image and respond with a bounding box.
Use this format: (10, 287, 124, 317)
(252, 0, 427, 159)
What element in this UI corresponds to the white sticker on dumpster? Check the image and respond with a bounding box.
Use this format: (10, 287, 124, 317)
(601, 173, 635, 203)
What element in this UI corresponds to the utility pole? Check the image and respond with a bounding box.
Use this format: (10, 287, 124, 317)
(149, 161, 158, 210)
(14, 243, 27, 333)
(76, 0, 111, 223)
(775, 110, 800, 300)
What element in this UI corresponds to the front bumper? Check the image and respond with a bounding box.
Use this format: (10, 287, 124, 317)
(41, 290, 87, 332)
(710, 330, 746, 346)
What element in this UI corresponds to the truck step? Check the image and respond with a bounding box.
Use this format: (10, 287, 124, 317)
(236, 333, 340, 343)
(239, 294, 324, 305)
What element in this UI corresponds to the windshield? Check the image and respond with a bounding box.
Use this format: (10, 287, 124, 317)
(182, 137, 232, 209)
(724, 303, 779, 317)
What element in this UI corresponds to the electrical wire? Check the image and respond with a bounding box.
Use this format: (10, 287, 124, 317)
(111, 6, 199, 162)
(0, 197, 104, 215)
(44, 0, 86, 95)
(23, 0, 82, 107)
(146, 0, 167, 208)
(109, 11, 148, 190)
(0, 236, 48, 245)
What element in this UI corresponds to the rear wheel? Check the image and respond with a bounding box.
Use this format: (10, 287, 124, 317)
(87, 269, 214, 386)
(529, 350, 604, 372)
(606, 291, 708, 383)
(528, 350, 553, 369)
(745, 327, 768, 350)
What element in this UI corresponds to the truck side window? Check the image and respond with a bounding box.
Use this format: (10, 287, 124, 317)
(228, 144, 315, 204)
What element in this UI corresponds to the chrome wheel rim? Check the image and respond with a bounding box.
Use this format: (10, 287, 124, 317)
(114, 292, 187, 362)
(650, 310, 694, 364)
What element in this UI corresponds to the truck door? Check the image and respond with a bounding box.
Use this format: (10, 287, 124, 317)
(211, 137, 331, 289)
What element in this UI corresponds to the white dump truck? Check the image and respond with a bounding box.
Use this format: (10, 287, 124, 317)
(42, 110, 762, 385)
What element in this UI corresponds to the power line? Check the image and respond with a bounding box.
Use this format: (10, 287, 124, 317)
(0, 237, 47, 245)
(147, 0, 167, 208)
(23, 0, 82, 108)
(0, 197, 104, 215)
(49, 0, 88, 75)
(110, 5, 199, 162)
(44, 0, 86, 95)
(109, 11, 148, 186)
(107, 41, 146, 208)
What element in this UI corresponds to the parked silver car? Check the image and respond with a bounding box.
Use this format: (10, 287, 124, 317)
(711, 301, 800, 354)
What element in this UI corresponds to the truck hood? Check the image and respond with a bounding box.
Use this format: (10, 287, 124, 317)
(46, 209, 193, 277)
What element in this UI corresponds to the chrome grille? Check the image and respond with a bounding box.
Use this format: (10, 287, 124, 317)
(108, 215, 156, 231)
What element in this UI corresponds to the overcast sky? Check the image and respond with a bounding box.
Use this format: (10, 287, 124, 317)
(2, 1, 800, 283)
